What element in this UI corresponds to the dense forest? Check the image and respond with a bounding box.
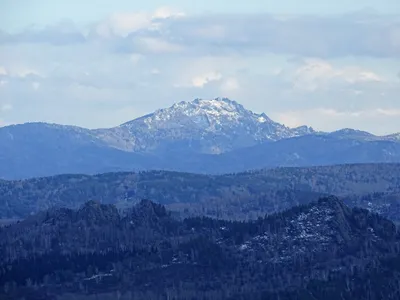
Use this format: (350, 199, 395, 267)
(1, 163, 400, 222)
(1, 197, 400, 299)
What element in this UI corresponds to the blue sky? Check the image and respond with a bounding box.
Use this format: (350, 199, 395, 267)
(0, 1, 400, 134)
(2, 0, 399, 31)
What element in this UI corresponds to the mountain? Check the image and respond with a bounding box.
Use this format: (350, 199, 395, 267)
(1, 97, 400, 179)
(0, 122, 166, 179)
(2, 163, 400, 223)
(1, 197, 400, 299)
(102, 97, 314, 154)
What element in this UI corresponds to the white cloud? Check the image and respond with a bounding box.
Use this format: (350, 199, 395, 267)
(193, 25, 226, 39)
(67, 82, 126, 102)
(32, 82, 40, 90)
(136, 37, 183, 53)
(274, 112, 303, 128)
(191, 71, 222, 88)
(94, 7, 185, 38)
(2, 66, 42, 78)
(153, 7, 185, 19)
(289, 59, 383, 91)
(345, 70, 382, 84)
(17, 69, 42, 78)
(2, 12, 399, 59)
(0, 66, 7, 75)
(105, 12, 153, 37)
(221, 78, 240, 92)
(1, 104, 12, 112)
(129, 53, 144, 64)
(376, 108, 400, 116)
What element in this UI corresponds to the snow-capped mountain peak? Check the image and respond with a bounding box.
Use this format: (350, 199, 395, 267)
(157, 97, 245, 121)
(124, 97, 275, 130)
(107, 97, 314, 154)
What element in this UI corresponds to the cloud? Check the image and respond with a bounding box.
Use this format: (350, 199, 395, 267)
(129, 53, 144, 64)
(193, 25, 226, 39)
(92, 7, 185, 38)
(376, 108, 400, 117)
(31, 82, 40, 90)
(191, 71, 222, 87)
(0, 66, 6, 75)
(287, 59, 383, 91)
(1, 104, 12, 112)
(162, 13, 400, 58)
(0, 21, 85, 45)
(221, 78, 240, 92)
(135, 37, 183, 54)
(1, 12, 399, 58)
(1, 10, 400, 134)
(152, 7, 185, 19)
(0, 65, 43, 78)
(150, 68, 161, 75)
(96, 13, 154, 38)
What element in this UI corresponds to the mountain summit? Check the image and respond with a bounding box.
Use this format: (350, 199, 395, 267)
(98, 97, 314, 154)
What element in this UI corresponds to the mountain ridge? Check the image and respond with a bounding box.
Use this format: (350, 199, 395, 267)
(4, 97, 400, 142)
(2, 97, 400, 179)
(3, 98, 399, 152)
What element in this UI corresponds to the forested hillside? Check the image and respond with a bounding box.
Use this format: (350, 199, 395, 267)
(1, 164, 400, 222)
(1, 197, 400, 300)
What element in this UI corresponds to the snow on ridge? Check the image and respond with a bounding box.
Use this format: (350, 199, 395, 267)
(139, 97, 275, 128)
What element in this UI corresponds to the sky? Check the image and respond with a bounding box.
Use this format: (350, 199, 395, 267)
(0, 1, 400, 134)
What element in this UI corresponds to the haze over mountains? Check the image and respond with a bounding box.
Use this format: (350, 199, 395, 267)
(2, 97, 400, 179)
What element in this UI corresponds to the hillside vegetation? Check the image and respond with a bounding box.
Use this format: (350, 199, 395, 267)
(2, 197, 400, 299)
(1, 164, 400, 222)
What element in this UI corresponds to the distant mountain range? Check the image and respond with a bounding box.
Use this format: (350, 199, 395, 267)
(2, 97, 400, 179)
